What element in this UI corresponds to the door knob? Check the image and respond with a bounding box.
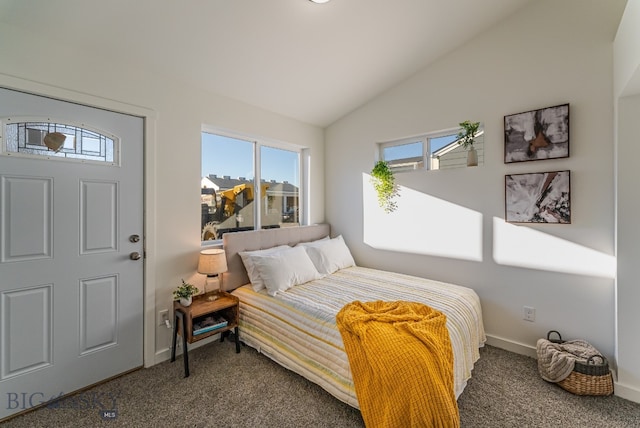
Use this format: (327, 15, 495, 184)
(129, 234, 140, 243)
(130, 252, 141, 260)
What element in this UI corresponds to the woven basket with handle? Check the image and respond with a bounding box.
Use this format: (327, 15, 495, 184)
(545, 331, 614, 396)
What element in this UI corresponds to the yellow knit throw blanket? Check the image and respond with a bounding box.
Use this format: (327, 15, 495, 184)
(336, 300, 459, 428)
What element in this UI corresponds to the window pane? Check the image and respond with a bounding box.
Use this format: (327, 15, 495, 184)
(201, 133, 255, 241)
(260, 146, 299, 228)
(430, 134, 458, 152)
(432, 130, 484, 170)
(383, 140, 423, 171)
(429, 133, 459, 170)
(81, 136, 101, 153)
(3, 121, 116, 164)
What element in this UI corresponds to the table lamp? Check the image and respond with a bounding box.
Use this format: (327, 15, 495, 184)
(197, 249, 228, 297)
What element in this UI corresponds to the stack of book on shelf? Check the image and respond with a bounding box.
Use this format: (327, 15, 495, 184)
(192, 315, 228, 336)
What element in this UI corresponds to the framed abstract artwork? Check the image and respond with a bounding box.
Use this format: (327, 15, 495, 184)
(505, 170, 571, 224)
(504, 103, 569, 163)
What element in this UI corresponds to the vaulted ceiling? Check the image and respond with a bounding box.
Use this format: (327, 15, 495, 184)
(0, 0, 533, 127)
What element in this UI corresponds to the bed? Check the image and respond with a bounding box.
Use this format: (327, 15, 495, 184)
(221, 224, 485, 409)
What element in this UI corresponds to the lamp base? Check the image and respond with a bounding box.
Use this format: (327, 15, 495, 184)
(204, 275, 221, 296)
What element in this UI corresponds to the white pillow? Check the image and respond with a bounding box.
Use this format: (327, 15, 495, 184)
(295, 235, 330, 248)
(253, 246, 323, 296)
(239, 245, 291, 292)
(304, 235, 355, 275)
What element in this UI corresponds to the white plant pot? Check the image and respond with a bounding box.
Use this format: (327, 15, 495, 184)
(179, 296, 192, 307)
(467, 147, 478, 167)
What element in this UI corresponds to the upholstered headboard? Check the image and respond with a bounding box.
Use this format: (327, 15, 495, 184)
(221, 224, 331, 291)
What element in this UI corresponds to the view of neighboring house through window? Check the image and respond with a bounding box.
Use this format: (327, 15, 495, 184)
(381, 138, 425, 171)
(201, 131, 301, 242)
(379, 126, 484, 171)
(260, 145, 300, 229)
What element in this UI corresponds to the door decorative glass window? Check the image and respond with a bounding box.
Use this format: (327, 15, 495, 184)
(2, 118, 118, 165)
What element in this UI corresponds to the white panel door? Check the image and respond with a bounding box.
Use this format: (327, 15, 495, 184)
(0, 88, 143, 421)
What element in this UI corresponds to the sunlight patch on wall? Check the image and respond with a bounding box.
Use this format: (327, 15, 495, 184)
(363, 173, 483, 261)
(493, 217, 615, 278)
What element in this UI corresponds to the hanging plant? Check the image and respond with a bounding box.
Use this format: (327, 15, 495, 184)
(370, 160, 399, 213)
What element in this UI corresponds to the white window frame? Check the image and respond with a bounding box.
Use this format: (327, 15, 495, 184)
(378, 127, 462, 172)
(201, 125, 306, 245)
(378, 136, 427, 172)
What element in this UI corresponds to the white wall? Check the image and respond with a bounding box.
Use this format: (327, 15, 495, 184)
(616, 94, 640, 401)
(326, 0, 623, 365)
(614, 0, 640, 98)
(614, 0, 640, 403)
(0, 23, 325, 363)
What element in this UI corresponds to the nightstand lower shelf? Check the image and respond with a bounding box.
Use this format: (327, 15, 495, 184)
(170, 291, 240, 377)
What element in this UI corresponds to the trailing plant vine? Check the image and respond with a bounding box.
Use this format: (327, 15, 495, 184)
(370, 160, 399, 213)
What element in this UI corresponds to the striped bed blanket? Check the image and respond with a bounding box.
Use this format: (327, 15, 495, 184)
(232, 266, 485, 409)
(337, 300, 459, 428)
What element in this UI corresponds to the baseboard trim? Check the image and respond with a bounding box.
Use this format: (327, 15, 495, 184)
(612, 382, 640, 403)
(153, 333, 222, 365)
(155, 348, 171, 364)
(485, 334, 537, 359)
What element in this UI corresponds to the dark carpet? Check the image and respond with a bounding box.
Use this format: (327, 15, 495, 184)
(3, 341, 640, 427)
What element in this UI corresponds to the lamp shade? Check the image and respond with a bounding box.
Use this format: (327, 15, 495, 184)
(197, 249, 228, 275)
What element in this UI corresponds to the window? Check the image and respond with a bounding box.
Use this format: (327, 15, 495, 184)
(201, 130, 301, 242)
(381, 138, 425, 172)
(379, 125, 484, 171)
(260, 145, 300, 229)
(2, 118, 118, 165)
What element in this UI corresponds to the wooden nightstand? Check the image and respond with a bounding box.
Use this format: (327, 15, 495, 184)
(170, 290, 240, 377)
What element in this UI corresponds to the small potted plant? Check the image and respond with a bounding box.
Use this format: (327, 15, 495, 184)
(173, 279, 199, 307)
(370, 160, 399, 213)
(457, 120, 481, 167)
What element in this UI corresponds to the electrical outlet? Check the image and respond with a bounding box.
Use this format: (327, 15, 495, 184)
(158, 309, 169, 326)
(523, 306, 535, 322)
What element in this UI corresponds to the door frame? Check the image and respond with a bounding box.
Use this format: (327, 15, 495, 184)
(0, 74, 159, 368)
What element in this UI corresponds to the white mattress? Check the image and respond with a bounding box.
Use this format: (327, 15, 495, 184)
(232, 266, 486, 408)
